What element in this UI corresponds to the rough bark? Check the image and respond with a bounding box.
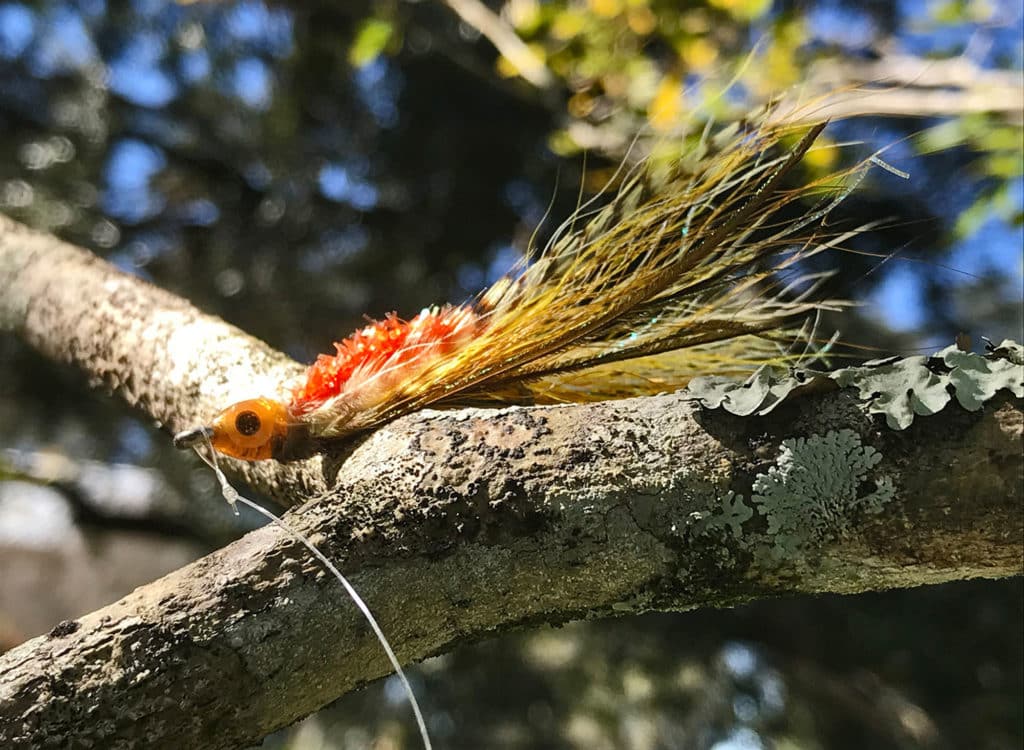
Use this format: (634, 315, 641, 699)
(0, 216, 1021, 749)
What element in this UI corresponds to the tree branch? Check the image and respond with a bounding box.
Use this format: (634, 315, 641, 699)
(441, 0, 554, 89)
(0, 216, 1021, 748)
(790, 52, 1024, 123)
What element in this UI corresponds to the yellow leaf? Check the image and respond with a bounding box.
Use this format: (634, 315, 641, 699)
(626, 6, 657, 35)
(803, 137, 837, 170)
(708, 0, 772, 21)
(681, 36, 718, 70)
(762, 19, 804, 87)
(588, 0, 623, 19)
(548, 129, 581, 156)
(648, 74, 682, 132)
(507, 0, 542, 33)
(349, 18, 393, 68)
(551, 9, 587, 40)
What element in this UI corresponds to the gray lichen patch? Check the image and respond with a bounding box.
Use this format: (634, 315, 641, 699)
(750, 430, 895, 558)
(698, 430, 896, 566)
(697, 490, 753, 540)
(832, 342, 1024, 429)
(686, 339, 1024, 430)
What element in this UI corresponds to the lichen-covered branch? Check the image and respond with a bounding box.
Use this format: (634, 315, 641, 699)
(0, 217, 1021, 749)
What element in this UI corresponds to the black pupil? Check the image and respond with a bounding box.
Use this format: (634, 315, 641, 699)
(235, 410, 262, 436)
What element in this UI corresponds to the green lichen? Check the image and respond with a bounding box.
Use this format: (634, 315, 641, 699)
(699, 490, 753, 539)
(830, 354, 949, 430)
(750, 429, 895, 557)
(941, 341, 1024, 409)
(686, 339, 1024, 430)
(696, 431, 896, 565)
(683, 367, 801, 416)
(832, 342, 1023, 428)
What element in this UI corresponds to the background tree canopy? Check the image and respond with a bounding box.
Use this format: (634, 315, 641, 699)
(0, 1, 1021, 748)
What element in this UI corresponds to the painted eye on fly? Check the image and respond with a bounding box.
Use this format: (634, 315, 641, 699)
(224, 403, 273, 448)
(186, 397, 291, 461)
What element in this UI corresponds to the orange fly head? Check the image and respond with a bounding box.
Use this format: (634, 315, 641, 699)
(208, 397, 292, 461)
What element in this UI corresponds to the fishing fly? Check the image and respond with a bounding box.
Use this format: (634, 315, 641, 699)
(176, 118, 864, 464)
(173, 115, 877, 750)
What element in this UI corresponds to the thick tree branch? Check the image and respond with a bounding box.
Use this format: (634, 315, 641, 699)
(0, 216, 1021, 748)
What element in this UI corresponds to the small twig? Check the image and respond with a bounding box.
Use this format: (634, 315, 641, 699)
(441, 0, 554, 89)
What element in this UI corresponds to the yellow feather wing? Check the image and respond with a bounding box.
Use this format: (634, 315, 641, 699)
(326, 115, 868, 435)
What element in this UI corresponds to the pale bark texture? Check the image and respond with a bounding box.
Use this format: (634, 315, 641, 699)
(0, 215, 1021, 749)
